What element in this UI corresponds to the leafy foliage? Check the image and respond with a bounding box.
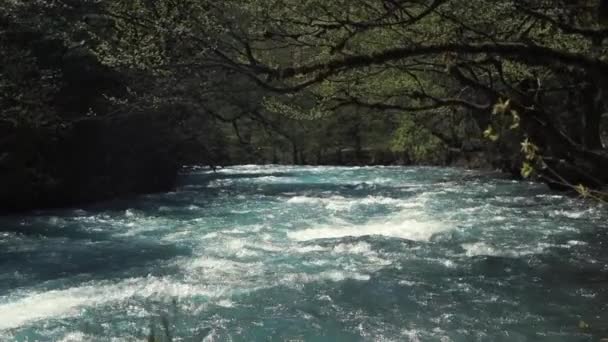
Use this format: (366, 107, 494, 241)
(391, 117, 446, 163)
(3, 0, 608, 210)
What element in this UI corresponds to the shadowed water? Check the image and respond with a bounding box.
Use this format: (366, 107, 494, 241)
(0, 166, 607, 341)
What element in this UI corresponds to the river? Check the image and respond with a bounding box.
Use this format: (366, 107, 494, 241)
(0, 166, 607, 341)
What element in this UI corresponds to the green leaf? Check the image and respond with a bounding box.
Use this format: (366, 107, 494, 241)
(520, 138, 539, 160)
(509, 110, 520, 130)
(521, 162, 534, 178)
(492, 99, 511, 115)
(483, 126, 499, 142)
(575, 184, 590, 198)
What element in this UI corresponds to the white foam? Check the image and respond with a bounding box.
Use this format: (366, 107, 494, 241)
(287, 216, 447, 242)
(402, 329, 423, 342)
(215, 165, 272, 174)
(200, 232, 219, 240)
(333, 241, 393, 267)
(255, 176, 301, 183)
(462, 242, 497, 257)
(124, 209, 138, 218)
(0, 276, 224, 331)
(332, 241, 374, 254)
(567, 240, 588, 246)
(230, 209, 252, 214)
(185, 256, 261, 274)
(280, 270, 370, 284)
(216, 299, 235, 308)
(205, 179, 234, 188)
(398, 280, 421, 286)
(291, 245, 327, 253)
(48, 216, 67, 226)
(59, 332, 119, 342)
(552, 209, 590, 219)
(162, 229, 194, 242)
(287, 195, 423, 212)
(461, 242, 547, 258)
(287, 196, 326, 204)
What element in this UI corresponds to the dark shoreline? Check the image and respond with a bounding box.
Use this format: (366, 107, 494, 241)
(1, 163, 526, 216)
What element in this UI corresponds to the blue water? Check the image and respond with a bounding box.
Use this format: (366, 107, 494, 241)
(1, 166, 607, 341)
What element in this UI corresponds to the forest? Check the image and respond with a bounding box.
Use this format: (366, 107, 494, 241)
(3, 1, 608, 341)
(1, 0, 607, 206)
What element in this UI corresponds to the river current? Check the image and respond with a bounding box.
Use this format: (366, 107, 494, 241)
(1, 165, 607, 341)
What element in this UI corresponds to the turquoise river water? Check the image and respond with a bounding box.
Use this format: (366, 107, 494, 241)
(1, 166, 608, 341)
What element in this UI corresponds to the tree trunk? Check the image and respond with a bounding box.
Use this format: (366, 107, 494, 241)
(292, 142, 299, 164)
(582, 85, 604, 149)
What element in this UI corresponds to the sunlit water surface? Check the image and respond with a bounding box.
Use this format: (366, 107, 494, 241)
(1, 166, 608, 341)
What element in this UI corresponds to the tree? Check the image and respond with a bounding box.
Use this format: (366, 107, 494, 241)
(219, 0, 608, 193)
(19, 0, 607, 194)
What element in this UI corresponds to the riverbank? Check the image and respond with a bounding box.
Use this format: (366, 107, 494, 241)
(0, 150, 518, 215)
(0, 114, 180, 214)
